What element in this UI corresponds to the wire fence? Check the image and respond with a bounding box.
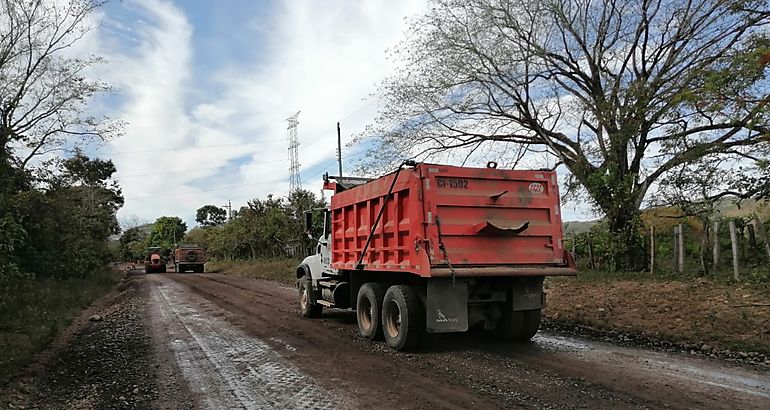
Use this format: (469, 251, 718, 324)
(564, 216, 770, 280)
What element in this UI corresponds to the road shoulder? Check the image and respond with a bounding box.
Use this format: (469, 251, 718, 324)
(2, 272, 192, 410)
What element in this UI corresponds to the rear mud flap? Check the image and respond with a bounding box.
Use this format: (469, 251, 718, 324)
(426, 280, 468, 333)
(511, 278, 544, 311)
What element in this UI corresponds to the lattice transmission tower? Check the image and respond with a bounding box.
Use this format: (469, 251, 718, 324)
(286, 111, 302, 193)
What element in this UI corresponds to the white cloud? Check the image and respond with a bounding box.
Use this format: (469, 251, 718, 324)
(86, 0, 429, 227)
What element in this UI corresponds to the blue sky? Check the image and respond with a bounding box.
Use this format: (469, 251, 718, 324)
(77, 0, 593, 226)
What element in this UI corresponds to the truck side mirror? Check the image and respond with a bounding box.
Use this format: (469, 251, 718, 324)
(304, 211, 313, 235)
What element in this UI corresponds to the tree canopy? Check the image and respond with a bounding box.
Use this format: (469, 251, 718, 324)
(184, 189, 326, 260)
(147, 216, 187, 251)
(195, 205, 227, 227)
(0, 1, 121, 279)
(365, 0, 770, 269)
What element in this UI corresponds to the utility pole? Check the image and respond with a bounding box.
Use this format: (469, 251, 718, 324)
(287, 111, 302, 193)
(337, 121, 343, 177)
(222, 200, 232, 221)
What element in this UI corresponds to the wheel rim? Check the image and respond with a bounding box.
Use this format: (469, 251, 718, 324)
(300, 286, 308, 312)
(358, 295, 373, 331)
(384, 300, 402, 338)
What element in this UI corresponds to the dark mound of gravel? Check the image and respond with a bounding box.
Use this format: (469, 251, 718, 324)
(24, 275, 159, 409)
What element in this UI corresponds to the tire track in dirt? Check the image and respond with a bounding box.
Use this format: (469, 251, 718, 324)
(164, 273, 666, 409)
(148, 275, 345, 409)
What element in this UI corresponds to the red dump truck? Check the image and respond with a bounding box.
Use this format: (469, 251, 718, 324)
(297, 161, 576, 350)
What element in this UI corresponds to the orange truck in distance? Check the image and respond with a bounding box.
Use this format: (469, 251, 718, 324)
(297, 161, 576, 351)
(144, 247, 166, 273)
(174, 244, 206, 273)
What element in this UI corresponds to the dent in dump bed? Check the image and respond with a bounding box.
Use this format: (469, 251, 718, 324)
(328, 163, 575, 277)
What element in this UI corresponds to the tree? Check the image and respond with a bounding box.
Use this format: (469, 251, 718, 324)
(195, 205, 227, 227)
(15, 154, 124, 277)
(365, 0, 770, 270)
(0, 0, 121, 171)
(119, 226, 149, 261)
(148, 216, 186, 251)
(656, 156, 735, 274)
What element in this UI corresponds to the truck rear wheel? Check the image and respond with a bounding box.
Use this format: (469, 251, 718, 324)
(518, 309, 541, 341)
(356, 282, 386, 340)
(382, 285, 425, 351)
(494, 308, 541, 341)
(299, 276, 322, 318)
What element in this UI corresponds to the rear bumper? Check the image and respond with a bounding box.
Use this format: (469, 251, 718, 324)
(430, 266, 577, 277)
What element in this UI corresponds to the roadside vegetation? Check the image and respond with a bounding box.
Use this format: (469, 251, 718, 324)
(0, 0, 122, 384)
(207, 259, 297, 285)
(0, 270, 121, 384)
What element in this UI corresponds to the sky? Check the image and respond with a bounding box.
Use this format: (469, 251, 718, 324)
(78, 0, 593, 227)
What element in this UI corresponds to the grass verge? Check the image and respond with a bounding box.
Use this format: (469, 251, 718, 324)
(0, 270, 121, 385)
(206, 259, 298, 285)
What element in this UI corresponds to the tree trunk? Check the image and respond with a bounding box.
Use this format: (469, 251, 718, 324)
(700, 218, 709, 276)
(606, 210, 646, 271)
(747, 223, 758, 249)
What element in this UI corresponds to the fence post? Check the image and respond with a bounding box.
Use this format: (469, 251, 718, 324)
(650, 225, 655, 275)
(588, 239, 595, 269)
(713, 221, 720, 267)
(729, 220, 740, 280)
(753, 216, 770, 263)
(676, 224, 685, 273)
(673, 225, 678, 272)
(571, 235, 576, 260)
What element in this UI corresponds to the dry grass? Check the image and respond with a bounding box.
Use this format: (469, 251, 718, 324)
(206, 259, 299, 285)
(545, 275, 770, 353)
(0, 270, 121, 385)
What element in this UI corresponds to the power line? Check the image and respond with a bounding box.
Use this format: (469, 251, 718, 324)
(106, 139, 286, 155)
(116, 159, 286, 179)
(125, 179, 286, 200)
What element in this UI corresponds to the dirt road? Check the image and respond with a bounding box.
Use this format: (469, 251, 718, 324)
(143, 273, 769, 409)
(7, 271, 768, 409)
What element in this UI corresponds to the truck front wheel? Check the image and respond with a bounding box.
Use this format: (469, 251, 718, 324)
(382, 285, 425, 351)
(298, 276, 322, 318)
(356, 283, 386, 340)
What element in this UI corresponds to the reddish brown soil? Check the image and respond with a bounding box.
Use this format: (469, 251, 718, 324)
(544, 277, 770, 353)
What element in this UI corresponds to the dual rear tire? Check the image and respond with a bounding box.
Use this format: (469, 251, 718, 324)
(356, 283, 425, 351)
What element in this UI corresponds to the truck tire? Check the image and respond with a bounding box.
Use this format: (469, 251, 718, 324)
(494, 308, 541, 342)
(356, 283, 386, 340)
(298, 276, 322, 318)
(382, 285, 425, 351)
(517, 309, 541, 341)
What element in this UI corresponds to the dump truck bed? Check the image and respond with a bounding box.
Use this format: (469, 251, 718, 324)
(328, 163, 575, 277)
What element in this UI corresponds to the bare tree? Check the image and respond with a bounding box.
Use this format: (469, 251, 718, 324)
(365, 0, 770, 269)
(0, 0, 120, 171)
